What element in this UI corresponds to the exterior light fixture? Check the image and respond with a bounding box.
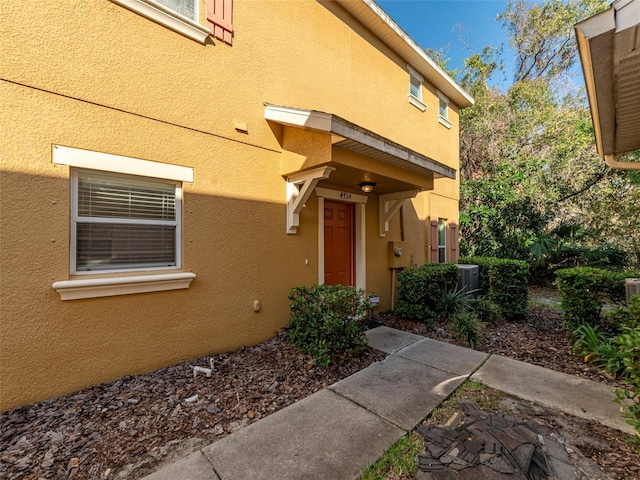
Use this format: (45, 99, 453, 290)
(359, 182, 376, 193)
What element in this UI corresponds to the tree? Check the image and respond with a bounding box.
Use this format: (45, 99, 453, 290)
(499, 0, 608, 84)
(457, 0, 640, 272)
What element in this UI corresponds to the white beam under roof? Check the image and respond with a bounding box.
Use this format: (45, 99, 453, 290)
(575, 0, 640, 169)
(264, 104, 456, 180)
(325, 0, 474, 109)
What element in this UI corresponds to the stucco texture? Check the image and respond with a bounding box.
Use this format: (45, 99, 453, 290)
(1, 0, 464, 411)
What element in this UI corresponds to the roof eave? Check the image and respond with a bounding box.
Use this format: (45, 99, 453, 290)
(264, 104, 456, 180)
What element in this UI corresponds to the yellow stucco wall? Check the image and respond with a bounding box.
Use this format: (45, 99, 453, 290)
(0, 0, 465, 411)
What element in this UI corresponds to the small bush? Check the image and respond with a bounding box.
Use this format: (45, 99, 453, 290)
(556, 268, 640, 327)
(451, 311, 483, 347)
(612, 326, 640, 452)
(395, 263, 459, 325)
(459, 256, 529, 319)
(435, 286, 471, 322)
(569, 297, 640, 452)
(572, 323, 606, 362)
(467, 297, 503, 324)
(287, 284, 371, 366)
(606, 295, 640, 331)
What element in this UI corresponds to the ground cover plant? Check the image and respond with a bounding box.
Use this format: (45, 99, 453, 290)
(569, 295, 640, 453)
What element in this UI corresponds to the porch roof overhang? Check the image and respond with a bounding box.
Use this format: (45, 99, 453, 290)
(324, 0, 474, 109)
(264, 104, 456, 180)
(575, 0, 640, 169)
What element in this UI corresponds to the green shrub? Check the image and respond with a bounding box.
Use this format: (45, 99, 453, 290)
(287, 284, 371, 366)
(435, 286, 471, 322)
(467, 297, 503, 324)
(569, 299, 640, 452)
(451, 311, 483, 347)
(612, 326, 640, 452)
(459, 256, 529, 319)
(556, 268, 640, 327)
(572, 323, 606, 362)
(395, 263, 459, 325)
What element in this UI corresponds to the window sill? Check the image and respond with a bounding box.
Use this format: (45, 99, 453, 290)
(110, 0, 210, 43)
(52, 272, 196, 300)
(408, 94, 427, 112)
(438, 116, 452, 129)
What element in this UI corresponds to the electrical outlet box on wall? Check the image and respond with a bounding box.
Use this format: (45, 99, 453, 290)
(388, 241, 411, 268)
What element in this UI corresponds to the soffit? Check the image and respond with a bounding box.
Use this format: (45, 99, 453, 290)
(576, 0, 640, 158)
(264, 104, 456, 180)
(325, 0, 474, 109)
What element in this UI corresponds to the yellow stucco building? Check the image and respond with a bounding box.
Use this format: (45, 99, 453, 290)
(0, 0, 473, 412)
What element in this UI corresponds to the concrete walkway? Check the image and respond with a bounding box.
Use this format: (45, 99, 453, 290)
(142, 326, 632, 480)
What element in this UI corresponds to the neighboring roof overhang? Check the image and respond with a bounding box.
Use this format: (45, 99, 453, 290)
(264, 104, 456, 180)
(322, 0, 474, 109)
(575, 0, 640, 166)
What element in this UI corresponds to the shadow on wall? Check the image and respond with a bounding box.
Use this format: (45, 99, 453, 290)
(0, 169, 318, 412)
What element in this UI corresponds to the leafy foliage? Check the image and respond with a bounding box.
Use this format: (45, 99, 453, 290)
(459, 256, 529, 319)
(395, 263, 460, 325)
(499, 0, 608, 84)
(435, 286, 473, 322)
(568, 296, 640, 452)
(556, 267, 638, 327)
(467, 296, 504, 324)
(451, 311, 484, 347)
(287, 285, 371, 367)
(455, 0, 639, 278)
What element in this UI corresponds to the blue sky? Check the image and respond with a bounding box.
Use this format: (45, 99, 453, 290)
(376, 0, 513, 86)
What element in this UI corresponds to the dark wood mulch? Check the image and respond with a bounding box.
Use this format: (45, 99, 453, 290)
(0, 333, 386, 480)
(376, 305, 627, 389)
(2, 303, 637, 480)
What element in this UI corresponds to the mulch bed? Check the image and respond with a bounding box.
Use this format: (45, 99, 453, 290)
(377, 305, 627, 389)
(0, 334, 385, 480)
(2, 303, 638, 480)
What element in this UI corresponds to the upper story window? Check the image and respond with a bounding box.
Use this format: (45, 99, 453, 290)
(110, 0, 211, 43)
(407, 65, 426, 112)
(156, 0, 197, 20)
(438, 91, 452, 128)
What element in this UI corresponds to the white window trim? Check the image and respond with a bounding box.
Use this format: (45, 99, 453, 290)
(408, 65, 427, 112)
(52, 145, 196, 300)
(315, 188, 367, 290)
(408, 94, 427, 112)
(437, 91, 452, 128)
(69, 169, 183, 275)
(52, 273, 196, 300)
(53, 145, 194, 182)
(110, 0, 210, 44)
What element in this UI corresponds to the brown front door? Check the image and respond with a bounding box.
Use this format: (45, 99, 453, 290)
(324, 201, 354, 286)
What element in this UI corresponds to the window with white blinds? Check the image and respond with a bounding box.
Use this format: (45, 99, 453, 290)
(72, 170, 181, 272)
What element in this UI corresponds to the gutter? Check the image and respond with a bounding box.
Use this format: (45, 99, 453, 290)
(605, 154, 640, 170)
